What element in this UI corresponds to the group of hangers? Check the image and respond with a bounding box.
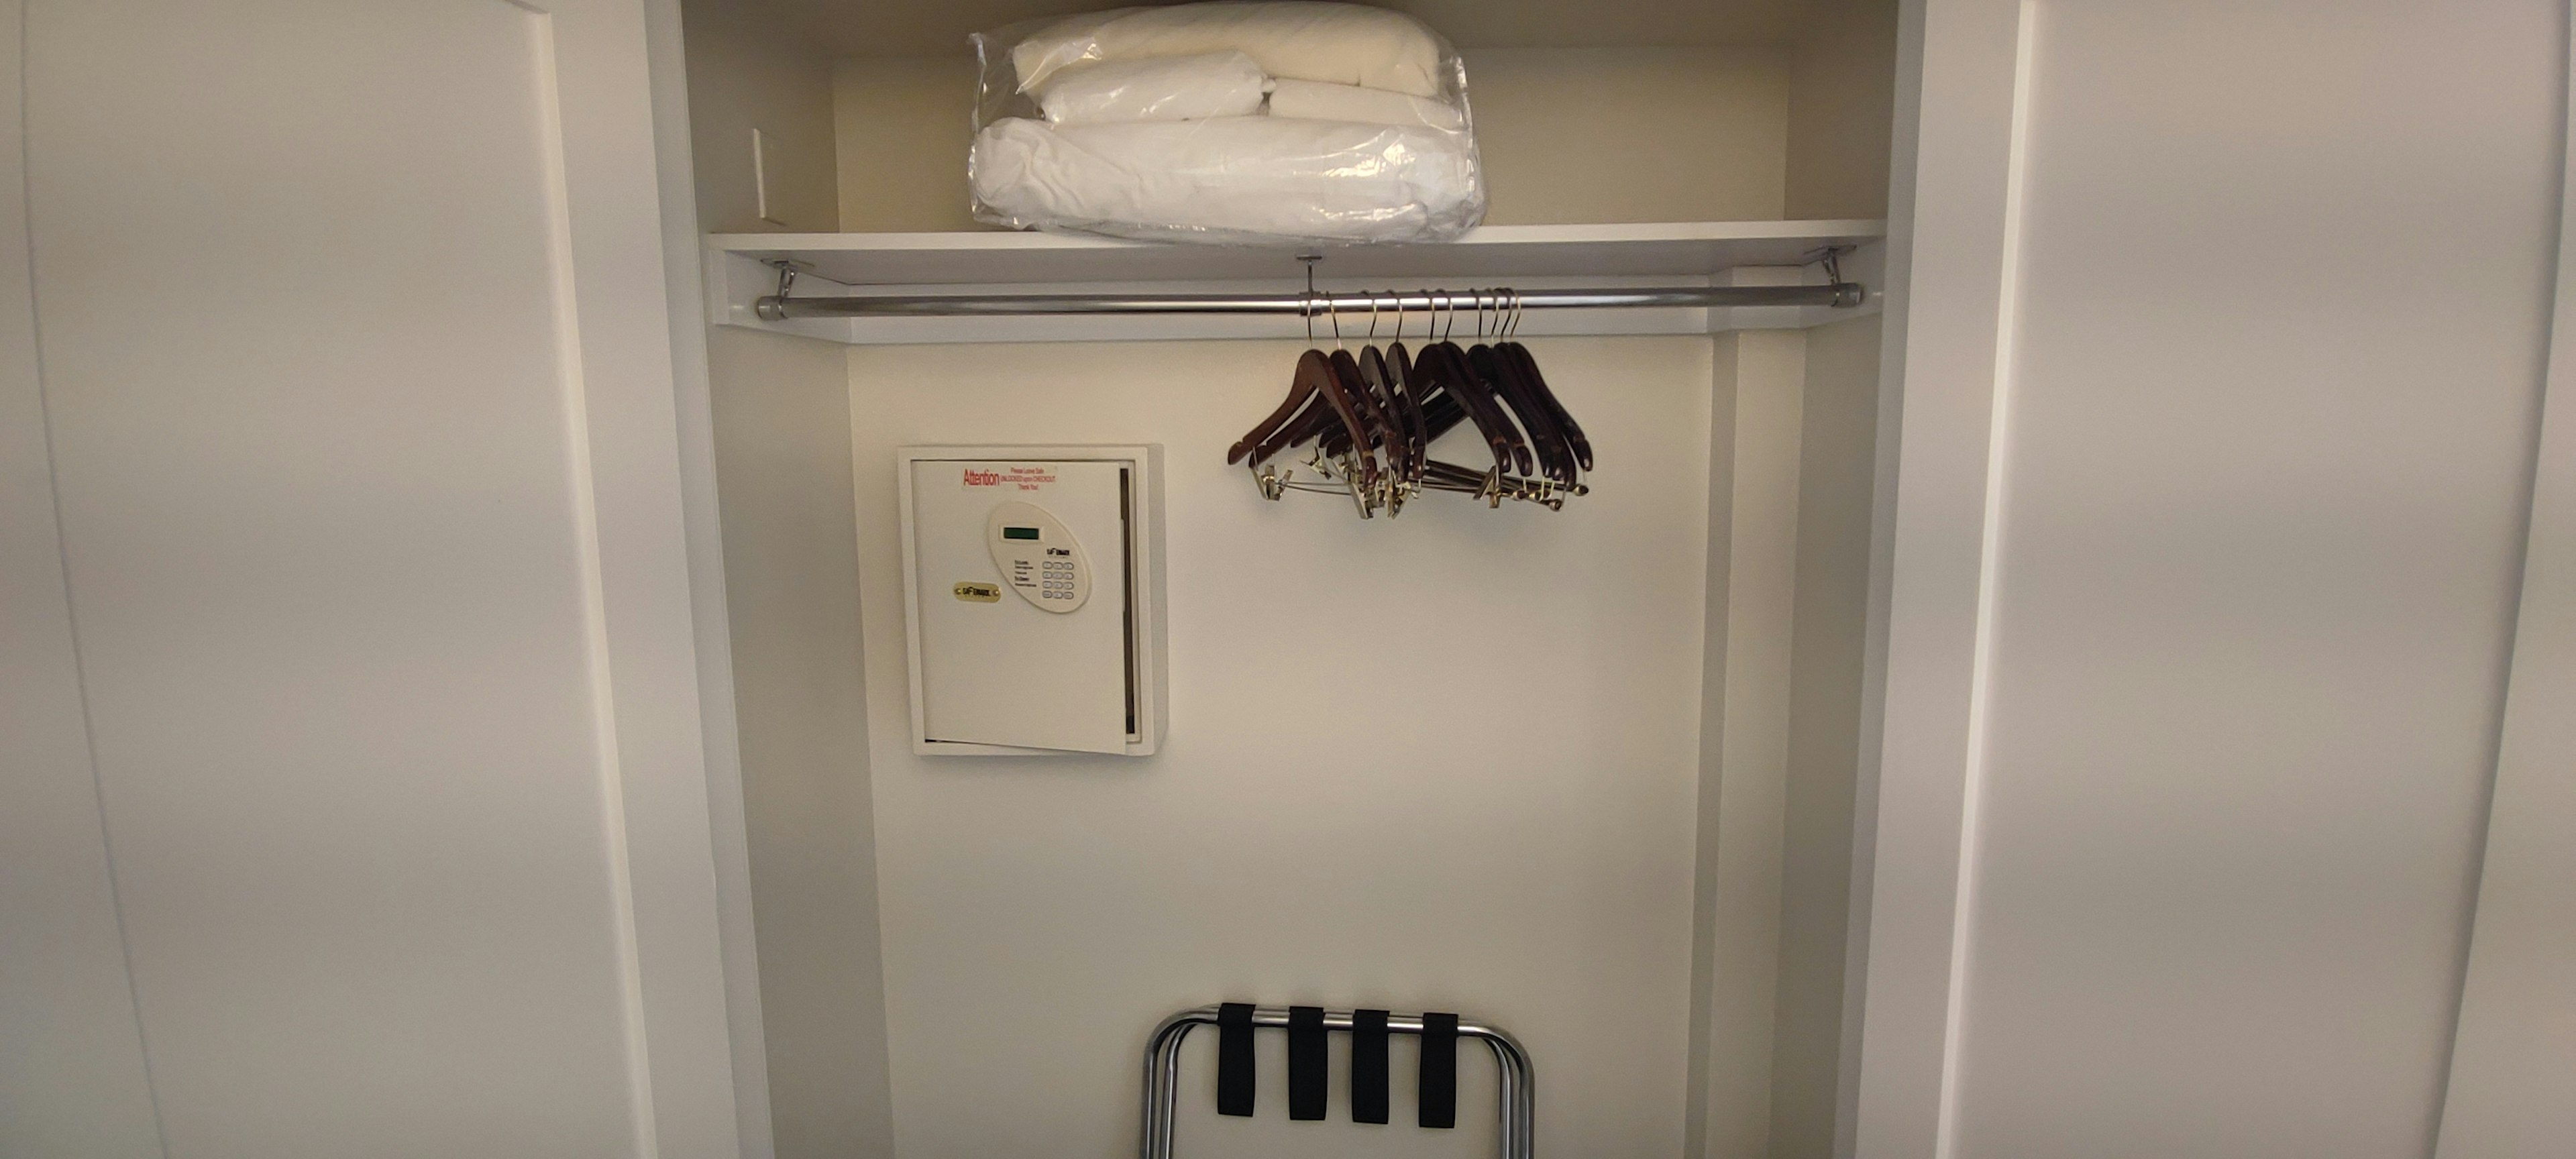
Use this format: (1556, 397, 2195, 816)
(1226, 288, 1592, 516)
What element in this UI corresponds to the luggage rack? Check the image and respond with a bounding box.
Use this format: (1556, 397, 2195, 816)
(1140, 1003, 1536, 1159)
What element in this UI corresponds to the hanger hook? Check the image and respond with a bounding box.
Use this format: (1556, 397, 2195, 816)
(1367, 290, 1381, 343)
(1301, 254, 1321, 345)
(1508, 288, 1523, 337)
(1326, 291, 1344, 351)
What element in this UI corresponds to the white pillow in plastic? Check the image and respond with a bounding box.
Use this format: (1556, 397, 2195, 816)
(1012, 2, 1445, 98)
(1265, 78, 1464, 131)
(1033, 51, 1271, 124)
(970, 115, 1480, 243)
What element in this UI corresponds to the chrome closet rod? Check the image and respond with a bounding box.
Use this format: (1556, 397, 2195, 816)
(754, 282, 1862, 321)
(1139, 1004, 1536, 1159)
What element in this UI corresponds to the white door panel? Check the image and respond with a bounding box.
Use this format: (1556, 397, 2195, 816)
(0, 3, 164, 1154)
(1952, 6, 2555, 1154)
(5, 1, 745, 1155)
(1862, 2, 2564, 1156)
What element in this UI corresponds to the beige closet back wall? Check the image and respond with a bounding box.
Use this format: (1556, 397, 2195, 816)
(684, 3, 1896, 1156)
(854, 337, 1719, 1159)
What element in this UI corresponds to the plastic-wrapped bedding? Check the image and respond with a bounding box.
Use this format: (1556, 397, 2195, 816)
(1032, 51, 1271, 124)
(969, 2, 1484, 244)
(970, 115, 1480, 244)
(1009, 2, 1446, 97)
(1265, 78, 1463, 130)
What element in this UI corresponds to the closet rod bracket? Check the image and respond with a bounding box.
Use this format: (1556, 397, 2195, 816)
(1803, 244, 1861, 305)
(757, 259, 816, 320)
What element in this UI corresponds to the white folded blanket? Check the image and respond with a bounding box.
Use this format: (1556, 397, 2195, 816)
(971, 115, 1479, 242)
(1012, 2, 1446, 99)
(1265, 78, 1463, 131)
(1033, 51, 1271, 124)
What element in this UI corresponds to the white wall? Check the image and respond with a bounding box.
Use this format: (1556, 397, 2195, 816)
(1683, 319, 1884, 1159)
(1464, 47, 1788, 224)
(1784, 0, 1898, 221)
(1932, 3, 2563, 1156)
(682, 0, 838, 231)
(706, 327, 896, 1159)
(681, 5, 900, 1156)
(1687, 329, 1808, 1159)
(833, 57, 985, 233)
(1771, 315, 1880, 1159)
(848, 337, 1720, 1158)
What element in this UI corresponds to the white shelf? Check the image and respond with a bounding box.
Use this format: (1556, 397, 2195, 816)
(704, 220, 1886, 345)
(712, 220, 1883, 285)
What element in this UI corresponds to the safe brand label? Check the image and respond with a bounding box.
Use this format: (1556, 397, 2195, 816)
(960, 464, 1060, 492)
(952, 582, 1001, 603)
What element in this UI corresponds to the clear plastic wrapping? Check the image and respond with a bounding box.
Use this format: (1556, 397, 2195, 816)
(969, 2, 1485, 245)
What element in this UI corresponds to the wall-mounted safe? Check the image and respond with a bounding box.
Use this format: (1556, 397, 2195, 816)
(896, 445, 1166, 756)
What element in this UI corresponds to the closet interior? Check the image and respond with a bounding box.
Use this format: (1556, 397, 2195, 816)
(676, 1, 1901, 1155)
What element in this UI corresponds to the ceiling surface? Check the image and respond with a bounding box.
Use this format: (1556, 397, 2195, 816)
(761, 0, 1819, 57)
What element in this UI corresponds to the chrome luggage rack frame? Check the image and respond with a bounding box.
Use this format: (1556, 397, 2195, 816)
(1140, 1003, 1536, 1159)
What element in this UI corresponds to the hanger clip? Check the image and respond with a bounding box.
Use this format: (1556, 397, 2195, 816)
(1250, 459, 1289, 501)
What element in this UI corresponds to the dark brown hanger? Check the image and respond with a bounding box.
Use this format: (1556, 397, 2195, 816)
(1501, 342, 1585, 469)
(1298, 350, 1407, 472)
(1421, 335, 1525, 475)
(1411, 343, 1469, 442)
(1227, 355, 1317, 465)
(1312, 347, 1381, 493)
(1324, 298, 1421, 485)
(1497, 301, 1589, 472)
(1230, 287, 1593, 513)
(1472, 339, 1573, 486)
(1373, 341, 1427, 483)
(1242, 349, 1375, 487)
(1329, 347, 1391, 468)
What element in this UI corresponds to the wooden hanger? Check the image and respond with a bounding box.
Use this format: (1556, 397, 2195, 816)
(1228, 364, 1318, 465)
(1477, 344, 1574, 485)
(1352, 294, 1423, 484)
(1466, 292, 1573, 485)
(1371, 341, 1426, 484)
(1497, 292, 1590, 472)
(1421, 293, 1529, 475)
(1229, 286, 1593, 513)
(1228, 293, 1335, 465)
